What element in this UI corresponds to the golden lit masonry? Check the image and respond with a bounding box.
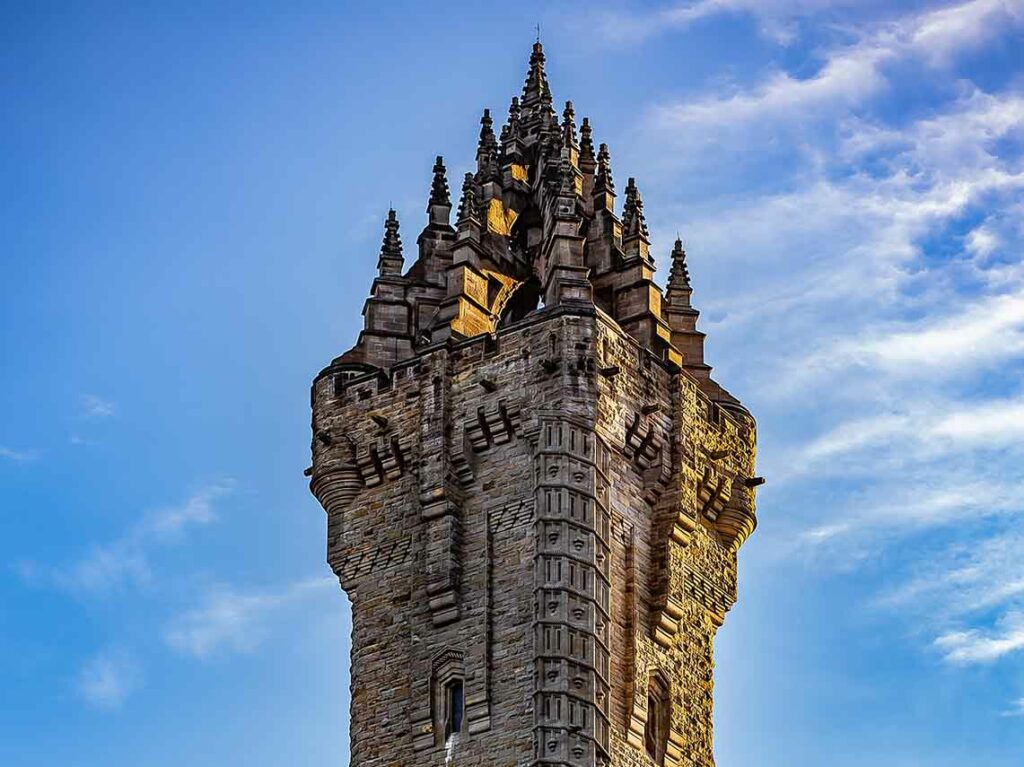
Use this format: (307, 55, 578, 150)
(309, 42, 761, 767)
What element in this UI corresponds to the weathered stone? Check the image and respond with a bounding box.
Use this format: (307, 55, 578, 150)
(309, 42, 759, 767)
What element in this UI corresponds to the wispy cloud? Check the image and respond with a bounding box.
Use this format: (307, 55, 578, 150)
(20, 482, 233, 595)
(76, 650, 141, 709)
(794, 396, 1024, 472)
(935, 611, 1024, 664)
(0, 445, 39, 462)
(646, 0, 1024, 128)
(81, 394, 115, 419)
(1003, 697, 1024, 717)
(595, 0, 872, 45)
(619, 0, 1024, 684)
(164, 576, 335, 659)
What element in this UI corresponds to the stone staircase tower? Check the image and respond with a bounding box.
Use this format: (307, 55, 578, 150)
(308, 42, 761, 767)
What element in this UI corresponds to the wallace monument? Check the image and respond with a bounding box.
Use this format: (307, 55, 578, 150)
(308, 42, 761, 767)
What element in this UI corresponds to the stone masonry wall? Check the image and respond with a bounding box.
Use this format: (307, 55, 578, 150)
(310, 304, 757, 767)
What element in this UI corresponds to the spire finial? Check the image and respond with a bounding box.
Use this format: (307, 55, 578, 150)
(561, 101, 578, 150)
(428, 155, 451, 210)
(377, 208, 404, 276)
(622, 177, 650, 242)
(668, 237, 692, 292)
(476, 109, 500, 182)
(579, 117, 595, 164)
(535, 22, 541, 43)
(594, 142, 615, 197)
(456, 172, 480, 226)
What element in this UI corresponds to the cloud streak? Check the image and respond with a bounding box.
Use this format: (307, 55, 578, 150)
(76, 650, 141, 709)
(21, 482, 233, 595)
(164, 576, 335, 659)
(81, 394, 116, 419)
(648, 0, 1024, 129)
(0, 445, 39, 462)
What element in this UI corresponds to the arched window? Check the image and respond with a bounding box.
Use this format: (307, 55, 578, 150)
(645, 672, 671, 765)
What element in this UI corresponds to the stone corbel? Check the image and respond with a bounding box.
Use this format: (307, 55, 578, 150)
(651, 594, 685, 648)
(697, 464, 732, 521)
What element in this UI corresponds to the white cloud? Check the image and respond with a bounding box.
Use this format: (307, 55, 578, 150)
(610, 0, 1024, 691)
(76, 650, 141, 709)
(164, 577, 334, 660)
(966, 222, 1000, 258)
(799, 476, 1024, 546)
(36, 482, 233, 595)
(878, 529, 1024, 617)
(1003, 698, 1024, 717)
(797, 395, 1024, 468)
(81, 394, 115, 419)
(648, 0, 1024, 129)
(595, 0, 877, 45)
(935, 611, 1024, 664)
(0, 445, 39, 462)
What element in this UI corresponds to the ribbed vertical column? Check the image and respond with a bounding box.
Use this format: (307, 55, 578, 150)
(533, 418, 611, 767)
(418, 351, 463, 626)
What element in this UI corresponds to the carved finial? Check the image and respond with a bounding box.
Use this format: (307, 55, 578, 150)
(622, 177, 650, 242)
(594, 143, 615, 196)
(456, 172, 480, 227)
(377, 208, 404, 276)
(428, 155, 451, 209)
(508, 95, 521, 127)
(579, 117, 595, 165)
(668, 238, 692, 291)
(562, 101, 578, 150)
(477, 108, 500, 182)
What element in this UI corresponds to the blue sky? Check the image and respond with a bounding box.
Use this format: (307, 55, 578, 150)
(2, 1, 1023, 764)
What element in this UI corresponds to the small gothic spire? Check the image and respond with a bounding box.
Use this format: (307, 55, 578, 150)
(501, 96, 522, 147)
(456, 172, 480, 227)
(561, 101, 578, 150)
(428, 155, 451, 209)
(622, 178, 650, 242)
(594, 143, 615, 195)
(579, 117, 595, 165)
(479, 109, 496, 147)
(477, 108, 500, 182)
(377, 208, 404, 276)
(668, 238, 692, 292)
(508, 95, 521, 127)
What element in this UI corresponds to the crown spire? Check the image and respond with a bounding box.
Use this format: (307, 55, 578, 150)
(377, 208, 404, 276)
(522, 41, 551, 107)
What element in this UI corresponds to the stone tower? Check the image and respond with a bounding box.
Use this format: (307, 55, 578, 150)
(308, 43, 760, 767)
